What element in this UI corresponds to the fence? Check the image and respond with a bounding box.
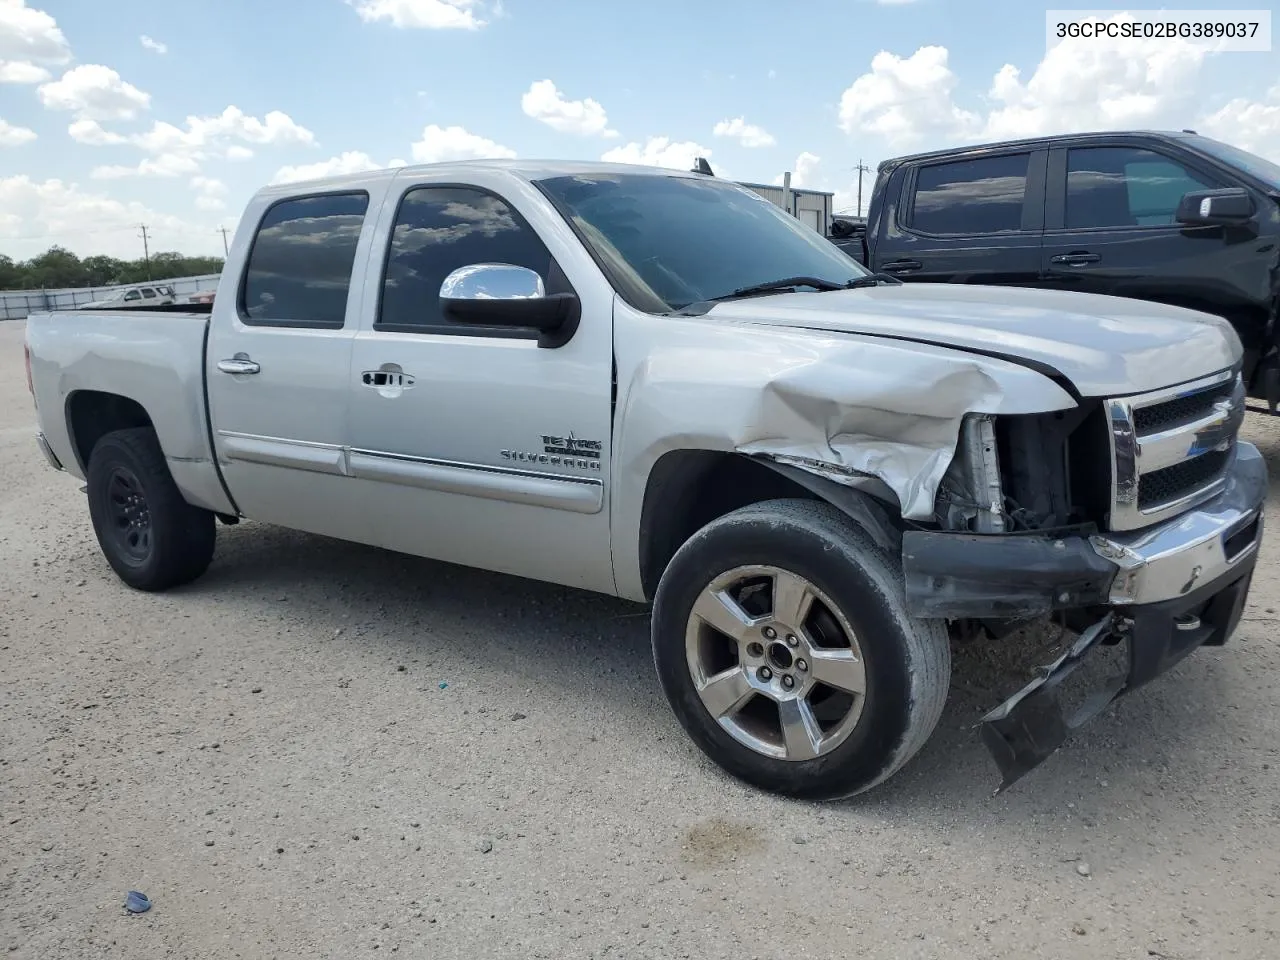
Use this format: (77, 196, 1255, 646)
(0, 274, 222, 321)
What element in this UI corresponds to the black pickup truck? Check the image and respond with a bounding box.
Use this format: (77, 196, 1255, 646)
(834, 131, 1280, 409)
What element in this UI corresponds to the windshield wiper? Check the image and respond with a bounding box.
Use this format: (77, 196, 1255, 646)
(711, 276, 848, 301)
(844, 272, 904, 288)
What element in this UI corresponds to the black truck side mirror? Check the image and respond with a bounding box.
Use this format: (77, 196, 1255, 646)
(1176, 187, 1255, 227)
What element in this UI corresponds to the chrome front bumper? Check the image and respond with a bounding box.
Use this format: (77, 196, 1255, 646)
(1091, 441, 1266, 606)
(35, 431, 64, 471)
(976, 441, 1266, 792)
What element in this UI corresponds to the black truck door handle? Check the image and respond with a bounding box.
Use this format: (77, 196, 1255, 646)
(881, 259, 923, 274)
(1049, 252, 1101, 266)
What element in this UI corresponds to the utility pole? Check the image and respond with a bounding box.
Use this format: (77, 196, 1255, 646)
(218, 226, 230, 257)
(138, 224, 152, 279)
(854, 159, 871, 218)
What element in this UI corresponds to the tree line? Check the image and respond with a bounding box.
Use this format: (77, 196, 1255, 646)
(0, 246, 225, 291)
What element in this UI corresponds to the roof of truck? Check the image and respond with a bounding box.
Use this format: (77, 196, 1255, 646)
(879, 130, 1200, 169)
(260, 158, 717, 194)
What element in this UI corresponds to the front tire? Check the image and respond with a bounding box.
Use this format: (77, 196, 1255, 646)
(86, 427, 216, 591)
(651, 498, 950, 800)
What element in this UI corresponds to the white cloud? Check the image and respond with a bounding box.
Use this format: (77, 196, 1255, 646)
(1202, 87, 1280, 158)
(713, 116, 776, 148)
(0, 117, 36, 146)
(38, 64, 151, 121)
(191, 176, 228, 211)
(837, 17, 1225, 151)
(601, 136, 710, 170)
(0, 60, 48, 83)
(140, 35, 167, 54)
(91, 153, 202, 179)
(272, 151, 389, 184)
(410, 124, 515, 163)
(226, 145, 254, 161)
(68, 118, 126, 145)
(0, 1, 70, 66)
(981, 20, 1207, 141)
(191, 175, 228, 196)
(132, 107, 315, 157)
(838, 45, 977, 147)
(0, 174, 219, 259)
(773, 151, 822, 187)
(521, 79, 617, 137)
(347, 0, 485, 30)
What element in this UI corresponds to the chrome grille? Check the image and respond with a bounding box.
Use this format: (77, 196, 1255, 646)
(1106, 369, 1244, 532)
(1131, 378, 1235, 433)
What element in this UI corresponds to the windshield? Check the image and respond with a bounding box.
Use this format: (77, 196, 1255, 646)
(535, 173, 870, 311)
(1184, 135, 1280, 191)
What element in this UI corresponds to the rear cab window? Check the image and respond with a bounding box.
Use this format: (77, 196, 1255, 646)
(906, 153, 1033, 235)
(239, 192, 371, 328)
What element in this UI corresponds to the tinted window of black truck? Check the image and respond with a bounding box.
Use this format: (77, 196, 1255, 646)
(909, 154, 1030, 235)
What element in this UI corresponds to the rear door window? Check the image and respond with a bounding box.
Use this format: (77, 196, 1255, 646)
(240, 192, 371, 327)
(908, 153, 1031, 235)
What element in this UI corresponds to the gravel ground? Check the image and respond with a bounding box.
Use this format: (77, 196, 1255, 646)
(4, 317, 1280, 959)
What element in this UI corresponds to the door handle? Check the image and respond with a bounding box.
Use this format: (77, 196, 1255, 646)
(881, 259, 923, 274)
(217, 356, 260, 375)
(1049, 252, 1101, 266)
(362, 370, 416, 389)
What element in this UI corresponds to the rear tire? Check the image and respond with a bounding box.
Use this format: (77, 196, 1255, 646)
(651, 498, 950, 800)
(86, 427, 216, 591)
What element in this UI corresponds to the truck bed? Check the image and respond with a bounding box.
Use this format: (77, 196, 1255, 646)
(25, 309, 235, 516)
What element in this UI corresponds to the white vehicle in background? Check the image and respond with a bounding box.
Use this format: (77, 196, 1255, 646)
(78, 284, 176, 310)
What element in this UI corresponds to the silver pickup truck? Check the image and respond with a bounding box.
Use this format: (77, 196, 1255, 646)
(24, 160, 1267, 799)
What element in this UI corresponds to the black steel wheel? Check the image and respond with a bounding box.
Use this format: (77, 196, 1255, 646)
(103, 465, 154, 564)
(86, 427, 216, 591)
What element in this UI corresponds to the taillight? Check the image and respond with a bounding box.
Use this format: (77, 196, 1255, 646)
(24, 343, 33, 396)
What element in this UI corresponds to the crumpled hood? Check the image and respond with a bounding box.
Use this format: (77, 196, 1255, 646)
(707, 283, 1241, 397)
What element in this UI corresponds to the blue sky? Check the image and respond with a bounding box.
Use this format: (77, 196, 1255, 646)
(1, 0, 1277, 259)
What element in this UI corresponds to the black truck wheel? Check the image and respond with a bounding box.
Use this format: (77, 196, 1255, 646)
(652, 498, 950, 800)
(86, 427, 216, 591)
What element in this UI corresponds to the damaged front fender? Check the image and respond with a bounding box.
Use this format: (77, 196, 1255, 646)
(610, 300, 1077, 600)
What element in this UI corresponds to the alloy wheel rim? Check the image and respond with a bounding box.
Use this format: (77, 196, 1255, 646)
(684, 564, 868, 762)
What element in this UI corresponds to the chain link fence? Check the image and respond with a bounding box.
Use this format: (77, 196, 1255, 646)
(0, 274, 222, 321)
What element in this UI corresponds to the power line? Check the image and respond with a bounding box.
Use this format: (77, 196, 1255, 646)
(218, 226, 231, 257)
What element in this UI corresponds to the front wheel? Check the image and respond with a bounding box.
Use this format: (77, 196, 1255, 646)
(651, 499, 950, 800)
(86, 427, 216, 591)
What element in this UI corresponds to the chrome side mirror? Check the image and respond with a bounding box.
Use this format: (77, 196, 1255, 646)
(440, 263, 546, 302)
(439, 263, 579, 336)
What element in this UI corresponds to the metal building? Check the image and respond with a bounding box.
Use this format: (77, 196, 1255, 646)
(737, 178, 835, 236)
